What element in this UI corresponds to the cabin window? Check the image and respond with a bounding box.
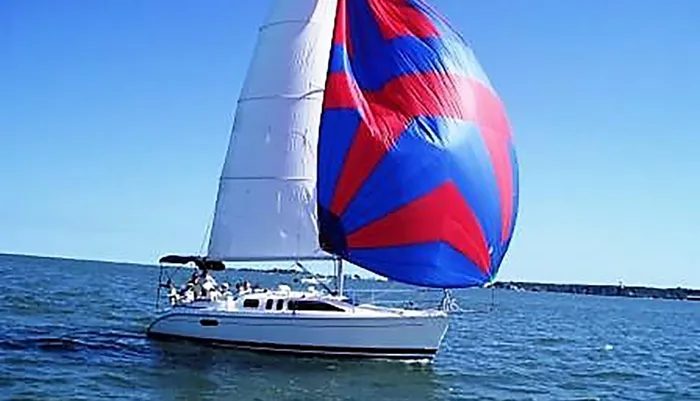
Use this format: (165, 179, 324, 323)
(276, 299, 284, 310)
(243, 299, 260, 308)
(265, 299, 274, 310)
(287, 300, 344, 312)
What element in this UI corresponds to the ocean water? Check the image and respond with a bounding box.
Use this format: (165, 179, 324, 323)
(0, 254, 698, 401)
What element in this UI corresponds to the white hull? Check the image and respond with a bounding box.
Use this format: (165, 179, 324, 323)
(147, 289, 449, 359)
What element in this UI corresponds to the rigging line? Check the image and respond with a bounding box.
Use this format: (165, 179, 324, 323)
(199, 211, 213, 256)
(293, 260, 335, 295)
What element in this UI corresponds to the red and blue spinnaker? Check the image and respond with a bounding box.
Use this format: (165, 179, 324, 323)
(318, 0, 519, 288)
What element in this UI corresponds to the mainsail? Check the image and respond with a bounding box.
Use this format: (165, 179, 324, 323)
(317, 0, 519, 288)
(207, 0, 338, 261)
(208, 0, 519, 288)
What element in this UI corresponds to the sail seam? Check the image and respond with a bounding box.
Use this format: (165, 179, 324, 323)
(260, 19, 328, 31)
(238, 89, 325, 103)
(219, 177, 314, 181)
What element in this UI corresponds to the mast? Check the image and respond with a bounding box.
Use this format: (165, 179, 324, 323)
(335, 257, 345, 296)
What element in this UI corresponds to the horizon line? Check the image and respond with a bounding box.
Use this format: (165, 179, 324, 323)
(1, 251, 696, 291)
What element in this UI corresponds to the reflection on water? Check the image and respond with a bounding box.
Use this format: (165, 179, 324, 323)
(148, 339, 441, 401)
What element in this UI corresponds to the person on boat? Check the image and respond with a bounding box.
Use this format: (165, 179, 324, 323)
(199, 270, 216, 297)
(233, 280, 251, 295)
(165, 279, 180, 305)
(179, 282, 195, 303)
(175, 271, 195, 299)
(217, 282, 232, 300)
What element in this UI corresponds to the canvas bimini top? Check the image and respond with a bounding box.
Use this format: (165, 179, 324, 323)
(159, 255, 226, 271)
(205, 0, 519, 289)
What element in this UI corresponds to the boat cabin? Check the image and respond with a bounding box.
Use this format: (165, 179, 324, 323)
(230, 286, 351, 314)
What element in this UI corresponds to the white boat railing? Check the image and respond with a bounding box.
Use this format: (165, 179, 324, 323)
(340, 288, 447, 310)
(152, 261, 481, 313)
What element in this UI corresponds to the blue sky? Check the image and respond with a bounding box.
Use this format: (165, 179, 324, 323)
(1, 0, 698, 288)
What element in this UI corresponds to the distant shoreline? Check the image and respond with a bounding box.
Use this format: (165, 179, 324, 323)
(1, 252, 698, 299)
(490, 281, 700, 301)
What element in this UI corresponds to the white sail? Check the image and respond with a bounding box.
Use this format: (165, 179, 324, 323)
(207, 0, 338, 261)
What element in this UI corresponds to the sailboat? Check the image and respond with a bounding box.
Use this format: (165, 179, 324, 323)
(146, 0, 519, 360)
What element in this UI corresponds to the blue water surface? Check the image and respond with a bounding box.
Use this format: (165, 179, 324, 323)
(0, 254, 698, 400)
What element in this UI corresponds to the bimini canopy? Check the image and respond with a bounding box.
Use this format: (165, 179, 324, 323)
(158, 255, 226, 271)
